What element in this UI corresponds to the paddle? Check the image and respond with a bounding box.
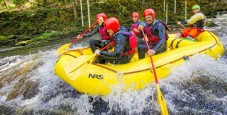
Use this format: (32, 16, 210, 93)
(177, 21, 186, 29)
(179, 23, 186, 29)
(57, 21, 98, 55)
(141, 30, 168, 115)
(66, 41, 114, 74)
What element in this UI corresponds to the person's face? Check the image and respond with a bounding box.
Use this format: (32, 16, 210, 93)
(145, 15, 153, 24)
(97, 17, 104, 25)
(193, 9, 199, 13)
(132, 16, 138, 22)
(107, 29, 114, 36)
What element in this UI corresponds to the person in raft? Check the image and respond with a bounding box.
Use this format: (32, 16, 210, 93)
(94, 17, 137, 64)
(131, 12, 146, 40)
(77, 13, 111, 53)
(138, 8, 169, 59)
(175, 5, 206, 40)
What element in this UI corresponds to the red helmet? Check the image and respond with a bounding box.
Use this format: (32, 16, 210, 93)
(104, 17, 120, 33)
(96, 13, 107, 21)
(143, 8, 156, 19)
(131, 12, 140, 19)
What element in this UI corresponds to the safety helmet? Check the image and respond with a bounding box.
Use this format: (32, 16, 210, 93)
(104, 17, 120, 33)
(143, 8, 156, 19)
(192, 5, 200, 11)
(131, 12, 140, 19)
(96, 13, 107, 21)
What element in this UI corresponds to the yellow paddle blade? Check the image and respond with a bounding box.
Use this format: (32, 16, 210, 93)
(64, 54, 96, 75)
(156, 84, 168, 115)
(57, 43, 71, 54)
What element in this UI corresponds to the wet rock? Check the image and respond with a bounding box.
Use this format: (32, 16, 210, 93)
(0, 105, 15, 114)
(16, 40, 31, 46)
(193, 76, 211, 89)
(22, 80, 39, 99)
(0, 82, 3, 89)
(6, 63, 39, 100)
(206, 21, 218, 27)
(7, 77, 38, 101)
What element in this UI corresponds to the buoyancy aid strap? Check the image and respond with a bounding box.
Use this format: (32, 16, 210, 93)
(153, 20, 170, 31)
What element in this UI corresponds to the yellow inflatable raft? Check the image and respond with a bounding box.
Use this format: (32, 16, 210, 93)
(54, 31, 224, 95)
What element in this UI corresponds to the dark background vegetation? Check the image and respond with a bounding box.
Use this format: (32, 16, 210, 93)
(0, 0, 227, 47)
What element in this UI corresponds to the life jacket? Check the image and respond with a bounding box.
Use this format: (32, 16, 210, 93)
(196, 19, 205, 29)
(189, 12, 206, 30)
(145, 20, 169, 44)
(114, 27, 137, 56)
(194, 12, 206, 29)
(131, 22, 140, 35)
(98, 26, 111, 40)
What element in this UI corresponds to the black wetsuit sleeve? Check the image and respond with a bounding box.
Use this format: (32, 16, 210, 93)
(83, 26, 99, 37)
(100, 33, 126, 57)
(153, 22, 166, 51)
(181, 20, 187, 25)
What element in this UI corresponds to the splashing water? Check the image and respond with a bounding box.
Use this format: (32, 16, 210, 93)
(1, 13, 227, 114)
(162, 54, 227, 114)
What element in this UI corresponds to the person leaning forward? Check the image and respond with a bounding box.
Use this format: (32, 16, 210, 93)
(94, 17, 135, 64)
(175, 5, 206, 40)
(138, 8, 169, 59)
(77, 13, 111, 53)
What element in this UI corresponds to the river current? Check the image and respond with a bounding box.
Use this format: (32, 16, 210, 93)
(0, 13, 227, 114)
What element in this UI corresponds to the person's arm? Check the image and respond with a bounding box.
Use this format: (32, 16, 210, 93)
(153, 22, 166, 52)
(100, 34, 126, 57)
(82, 26, 99, 37)
(182, 13, 205, 25)
(138, 20, 146, 28)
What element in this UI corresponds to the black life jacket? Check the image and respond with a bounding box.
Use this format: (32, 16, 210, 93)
(114, 27, 137, 56)
(195, 12, 206, 29)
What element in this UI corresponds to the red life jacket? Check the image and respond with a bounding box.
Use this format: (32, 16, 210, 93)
(119, 31, 137, 56)
(98, 27, 111, 40)
(145, 21, 169, 44)
(145, 25, 159, 44)
(131, 22, 139, 35)
(126, 32, 137, 55)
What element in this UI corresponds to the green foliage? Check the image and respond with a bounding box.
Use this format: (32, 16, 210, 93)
(31, 31, 61, 42)
(206, 21, 217, 27)
(0, 35, 7, 43)
(0, 0, 227, 47)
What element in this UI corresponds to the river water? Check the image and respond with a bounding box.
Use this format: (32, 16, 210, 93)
(0, 13, 227, 115)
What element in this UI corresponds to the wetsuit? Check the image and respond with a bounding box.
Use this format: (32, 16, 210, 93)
(96, 27, 133, 64)
(84, 23, 111, 52)
(138, 20, 168, 59)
